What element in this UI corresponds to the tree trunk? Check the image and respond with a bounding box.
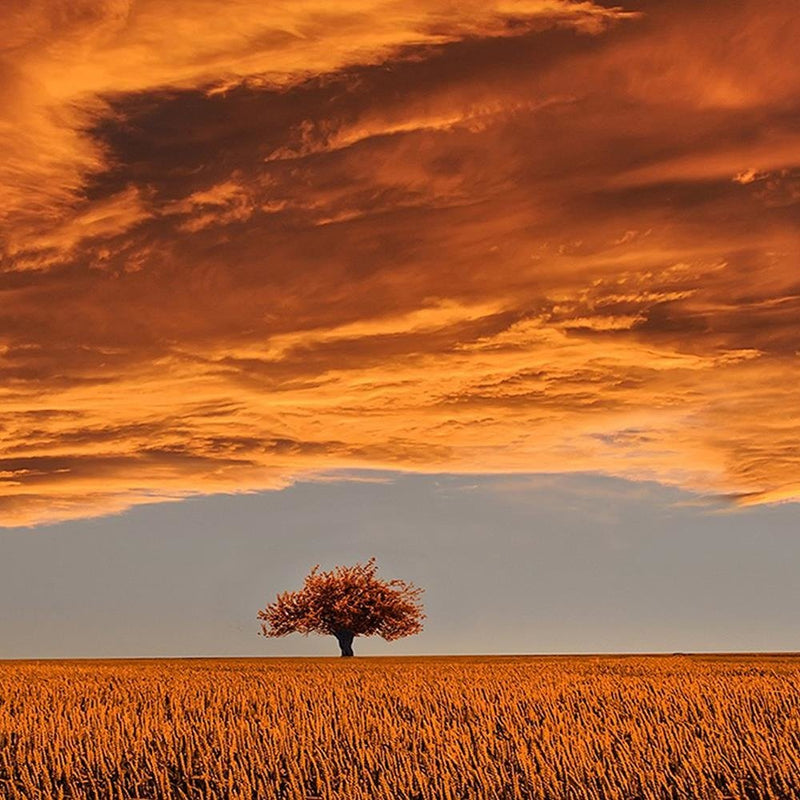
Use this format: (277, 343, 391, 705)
(334, 630, 355, 657)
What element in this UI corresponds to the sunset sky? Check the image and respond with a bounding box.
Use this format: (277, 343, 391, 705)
(1, 0, 799, 656)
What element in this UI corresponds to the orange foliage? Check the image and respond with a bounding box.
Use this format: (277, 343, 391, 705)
(257, 558, 424, 654)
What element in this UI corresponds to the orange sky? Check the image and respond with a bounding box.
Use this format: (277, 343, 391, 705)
(1, 0, 798, 526)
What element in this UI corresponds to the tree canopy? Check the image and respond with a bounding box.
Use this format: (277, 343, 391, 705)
(258, 558, 424, 655)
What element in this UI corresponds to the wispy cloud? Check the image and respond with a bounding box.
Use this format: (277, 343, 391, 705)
(1, 0, 798, 525)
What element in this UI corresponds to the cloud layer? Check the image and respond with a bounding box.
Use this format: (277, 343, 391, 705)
(1, 0, 799, 525)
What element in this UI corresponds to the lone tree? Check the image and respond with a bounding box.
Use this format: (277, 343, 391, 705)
(258, 558, 425, 656)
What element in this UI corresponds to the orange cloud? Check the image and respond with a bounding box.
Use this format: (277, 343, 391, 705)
(1, 0, 799, 525)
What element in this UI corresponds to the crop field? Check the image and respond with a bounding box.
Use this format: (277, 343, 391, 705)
(1, 655, 798, 799)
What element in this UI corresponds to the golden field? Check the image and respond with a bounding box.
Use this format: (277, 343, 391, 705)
(1, 655, 798, 799)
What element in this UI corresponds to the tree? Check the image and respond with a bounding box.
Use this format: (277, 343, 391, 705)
(257, 558, 425, 656)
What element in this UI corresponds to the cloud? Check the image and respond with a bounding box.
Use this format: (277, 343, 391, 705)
(1, 0, 799, 525)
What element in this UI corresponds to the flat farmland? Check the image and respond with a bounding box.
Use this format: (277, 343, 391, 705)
(1, 655, 798, 799)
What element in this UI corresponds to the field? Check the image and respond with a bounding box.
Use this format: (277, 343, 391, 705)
(1, 655, 798, 799)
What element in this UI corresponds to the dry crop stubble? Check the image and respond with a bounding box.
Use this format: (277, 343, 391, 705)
(1, 655, 798, 799)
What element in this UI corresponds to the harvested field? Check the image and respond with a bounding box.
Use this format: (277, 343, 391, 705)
(1, 655, 798, 799)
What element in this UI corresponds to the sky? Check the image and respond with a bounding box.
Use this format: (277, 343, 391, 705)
(1, 0, 799, 656)
(2, 472, 800, 658)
